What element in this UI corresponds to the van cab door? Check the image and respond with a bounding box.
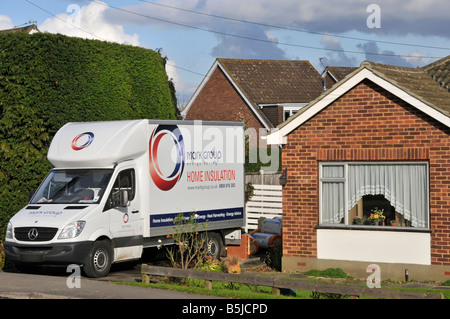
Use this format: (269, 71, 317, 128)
(105, 167, 143, 261)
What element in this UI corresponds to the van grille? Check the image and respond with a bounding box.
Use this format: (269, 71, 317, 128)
(14, 227, 58, 242)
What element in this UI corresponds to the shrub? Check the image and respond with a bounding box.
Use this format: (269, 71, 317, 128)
(261, 242, 282, 271)
(165, 213, 210, 269)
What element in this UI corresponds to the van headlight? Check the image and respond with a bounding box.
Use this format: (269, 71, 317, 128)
(6, 221, 13, 239)
(58, 221, 86, 239)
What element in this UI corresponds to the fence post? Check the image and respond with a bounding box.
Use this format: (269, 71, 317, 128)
(204, 280, 213, 290)
(272, 287, 281, 295)
(142, 273, 151, 284)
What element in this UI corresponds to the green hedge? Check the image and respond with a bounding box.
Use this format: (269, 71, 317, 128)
(0, 32, 178, 239)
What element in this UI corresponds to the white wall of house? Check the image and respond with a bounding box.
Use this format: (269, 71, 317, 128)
(317, 229, 431, 265)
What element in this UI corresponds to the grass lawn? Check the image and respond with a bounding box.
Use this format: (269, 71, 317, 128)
(114, 266, 450, 299)
(115, 279, 314, 299)
(115, 277, 450, 299)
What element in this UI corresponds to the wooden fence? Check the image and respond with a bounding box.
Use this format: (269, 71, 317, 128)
(245, 172, 281, 185)
(140, 264, 443, 299)
(245, 184, 282, 232)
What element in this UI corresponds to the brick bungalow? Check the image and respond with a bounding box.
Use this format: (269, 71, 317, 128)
(267, 56, 450, 281)
(181, 58, 324, 146)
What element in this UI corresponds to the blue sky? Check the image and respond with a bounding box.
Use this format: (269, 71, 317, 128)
(1, 0, 449, 108)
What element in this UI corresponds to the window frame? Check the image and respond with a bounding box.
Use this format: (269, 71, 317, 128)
(104, 168, 136, 211)
(318, 162, 430, 230)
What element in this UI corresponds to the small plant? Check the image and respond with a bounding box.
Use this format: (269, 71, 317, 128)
(353, 216, 362, 225)
(224, 255, 241, 274)
(369, 207, 386, 225)
(0, 241, 5, 269)
(311, 291, 349, 299)
(245, 183, 254, 203)
(197, 257, 225, 272)
(165, 213, 211, 269)
(261, 242, 282, 271)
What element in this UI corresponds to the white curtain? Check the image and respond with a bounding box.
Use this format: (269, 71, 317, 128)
(322, 165, 345, 224)
(348, 164, 428, 228)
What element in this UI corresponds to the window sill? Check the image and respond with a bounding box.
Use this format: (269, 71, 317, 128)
(314, 224, 432, 233)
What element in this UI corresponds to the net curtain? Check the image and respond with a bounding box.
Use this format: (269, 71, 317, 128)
(348, 164, 428, 228)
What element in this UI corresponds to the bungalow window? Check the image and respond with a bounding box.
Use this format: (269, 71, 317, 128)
(319, 163, 429, 229)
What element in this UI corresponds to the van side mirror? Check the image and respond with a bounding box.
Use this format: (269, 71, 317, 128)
(119, 189, 129, 207)
(111, 189, 129, 208)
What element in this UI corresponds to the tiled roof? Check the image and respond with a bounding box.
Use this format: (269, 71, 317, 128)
(217, 58, 324, 104)
(0, 24, 40, 34)
(364, 57, 450, 116)
(422, 55, 450, 91)
(277, 57, 450, 134)
(326, 66, 357, 81)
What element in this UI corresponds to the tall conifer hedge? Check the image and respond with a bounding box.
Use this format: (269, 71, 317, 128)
(0, 32, 178, 238)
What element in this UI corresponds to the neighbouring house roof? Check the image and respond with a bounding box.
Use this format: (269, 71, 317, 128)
(267, 56, 450, 145)
(181, 58, 324, 129)
(322, 66, 357, 82)
(0, 24, 40, 34)
(217, 58, 324, 104)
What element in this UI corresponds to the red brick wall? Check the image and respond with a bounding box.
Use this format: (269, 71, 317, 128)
(282, 80, 450, 265)
(185, 66, 265, 134)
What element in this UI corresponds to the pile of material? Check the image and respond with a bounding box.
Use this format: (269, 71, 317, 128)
(248, 217, 282, 254)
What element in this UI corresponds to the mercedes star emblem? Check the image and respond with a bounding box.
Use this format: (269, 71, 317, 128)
(28, 228, 39, 241)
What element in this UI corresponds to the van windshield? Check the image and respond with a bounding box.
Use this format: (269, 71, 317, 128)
(31, 169, 113, 204)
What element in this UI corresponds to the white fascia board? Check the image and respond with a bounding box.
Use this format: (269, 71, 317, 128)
(268, 68, 450, 144)
(265, 128, 287, 145)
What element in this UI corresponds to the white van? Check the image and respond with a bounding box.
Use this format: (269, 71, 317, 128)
(4, 120, 245, 277)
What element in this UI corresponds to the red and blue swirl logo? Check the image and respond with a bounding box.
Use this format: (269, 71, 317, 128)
(71, 132, 94, 151)
(149, 125, 185, 191)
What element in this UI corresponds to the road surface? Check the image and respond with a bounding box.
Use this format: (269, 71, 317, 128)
(0, 262, 222, 299)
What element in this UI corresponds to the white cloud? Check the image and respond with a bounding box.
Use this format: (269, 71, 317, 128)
(402, 51, 428, 67)
(0, 15, 14, 30)
(39, 2, 141, 46)
(165, 60, 198, 108)
(320, 35, 357, 67)
(119, 0, 450, 38)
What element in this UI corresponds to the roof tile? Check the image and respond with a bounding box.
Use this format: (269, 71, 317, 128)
(217, 58, 324, 104)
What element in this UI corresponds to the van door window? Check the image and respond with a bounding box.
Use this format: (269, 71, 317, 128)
(105, 169, 135, 211)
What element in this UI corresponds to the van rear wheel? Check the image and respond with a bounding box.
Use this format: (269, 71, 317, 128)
(206, 232, 224, 259)
(83, 240, 112, 278)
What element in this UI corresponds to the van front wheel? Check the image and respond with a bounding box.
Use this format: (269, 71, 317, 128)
(83, 240, 112, 278)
